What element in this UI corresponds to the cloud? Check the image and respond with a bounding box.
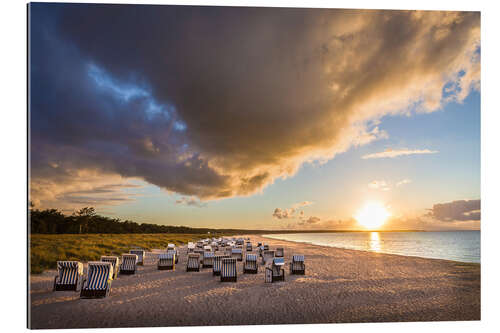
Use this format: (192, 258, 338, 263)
(175, 196, 207, 208)
(273, 201, 314, 219)
(368, 180, 390, 191)
(396, 179, 412, 187)
(426, 199, 480, 221)
(30, 5, 480, 207)
(362, 149, 439, 159)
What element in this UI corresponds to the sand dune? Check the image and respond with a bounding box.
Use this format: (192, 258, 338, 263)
(29, 235, 480, 329)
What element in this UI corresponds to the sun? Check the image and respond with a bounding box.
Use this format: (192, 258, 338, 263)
(355, 202, 391, 230)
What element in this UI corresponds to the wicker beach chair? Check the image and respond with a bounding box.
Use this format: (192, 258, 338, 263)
(221, 258, 237, 282)
(262, 250, 275, 265)
(167, 248, 178, 264)
(213, 254, 230, 276)
(202, 251, 215, 268)
(53, 261, 83, 291)
(290, 255, 306, 275)
(158, 252, 175, 270)
(188, 242, 195, 253)
(275, 247, 284, 257)
(244, 254, 258, 274)
(265, 257, 285, 283)
(246, 242, 252, 252)
(120, 253, 138, 275)
(231, 248, 243, 261)
(129, 249, 145, 266)
(80, 262, 113, 298)
(187, 253, 200, 272)
(263, 244, 269, 251)
(100, 256, 120, 279)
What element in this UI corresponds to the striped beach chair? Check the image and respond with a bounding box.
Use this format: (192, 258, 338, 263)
(129, 249, 145, 266)
(262, 250, 275, 265)
(167, 249, 178, 264)
(246, 242, 252, 252)
(275, 247, 284, 257)
(231, 248, 243, 261)
(120, 253, 137, 275)
(265, 257, 285, 283)
(100, 256, 120, 279)
(290, 255, 306, 275)
(244, 254, 258, 274)
(221, 258, 237, 282)
(202, 251, 215, 268)
(194, 248, 204, 259)
(213, 254, 230, 276)
(53, 261, 83, 291)
(158, 252, 175, 270)
(187, 253, 200, 272)
(80, 262, 113, 298)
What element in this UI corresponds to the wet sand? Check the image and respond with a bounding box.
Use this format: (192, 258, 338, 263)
(29, 235, 480, 329)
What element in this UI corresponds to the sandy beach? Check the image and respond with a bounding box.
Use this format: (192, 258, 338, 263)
(29, 235, 480, 329)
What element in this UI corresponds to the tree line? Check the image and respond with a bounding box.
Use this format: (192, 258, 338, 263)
(29, 206, 256, 235)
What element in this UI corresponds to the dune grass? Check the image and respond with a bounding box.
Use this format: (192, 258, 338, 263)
(29, 233, 214, 274)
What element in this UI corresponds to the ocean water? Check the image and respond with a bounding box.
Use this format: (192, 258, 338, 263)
(263, 231, 480, 263)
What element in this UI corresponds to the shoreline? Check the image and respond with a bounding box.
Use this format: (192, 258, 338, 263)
(260, 233, 480, 265)
(30, 235, 480, 328)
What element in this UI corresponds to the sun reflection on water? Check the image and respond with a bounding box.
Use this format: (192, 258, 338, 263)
(369, 232, 381, 252)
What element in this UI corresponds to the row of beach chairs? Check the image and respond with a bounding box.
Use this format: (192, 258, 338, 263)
(53, 238, 305, 298)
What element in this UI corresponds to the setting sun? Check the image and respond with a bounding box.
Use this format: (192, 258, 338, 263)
(355, 202, 391, 229)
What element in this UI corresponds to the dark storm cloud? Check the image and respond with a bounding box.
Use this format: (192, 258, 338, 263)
(29, 4, 480, 208)
(427, 199, 481, 222)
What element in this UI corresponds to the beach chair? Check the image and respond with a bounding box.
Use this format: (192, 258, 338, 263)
(53, 261, 83, 291)
(231, 248, 243, 261)
(262, 250, 275, 265)
(202, 251, 215, 268)
(244, 254, 258, 274)
(188, 242, 195, 253)
(213, 254, 230, 276)
(120, 253, 138, 275)
(265, 258, 285, 283)
(221, 258, 237, 282)
(129, 249, 145, 266)
(80, 262, 113, 298)
(187, 253, 200, 272)
(263, 244, 269, 251)
(203, 245, 212, 252)
(275, 247, 284, 257)
(246, 242, 252, 252)
(100, 256, 120, 279)
(290, 255, 306, 275)
(167, 248, 178, 264)
(158, 252, 175, 270)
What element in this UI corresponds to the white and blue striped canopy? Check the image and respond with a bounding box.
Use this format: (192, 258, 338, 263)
(121, 253, 137, 271)
(100, 256, 119, 269)
(221, 258, 237, 277)
(56, 261, 83, 285)
(187, 254, 200, 269)
(293, 255, 305, 262)
(85, 262, 113, 290)
(246, 254, 257, 262)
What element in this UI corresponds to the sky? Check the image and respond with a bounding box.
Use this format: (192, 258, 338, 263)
(29, 4, 480, 231)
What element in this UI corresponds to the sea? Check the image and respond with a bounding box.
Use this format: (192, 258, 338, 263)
(263, 231, 480, 263)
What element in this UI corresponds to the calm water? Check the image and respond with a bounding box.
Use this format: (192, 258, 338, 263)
(263, 231, 480, 263)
